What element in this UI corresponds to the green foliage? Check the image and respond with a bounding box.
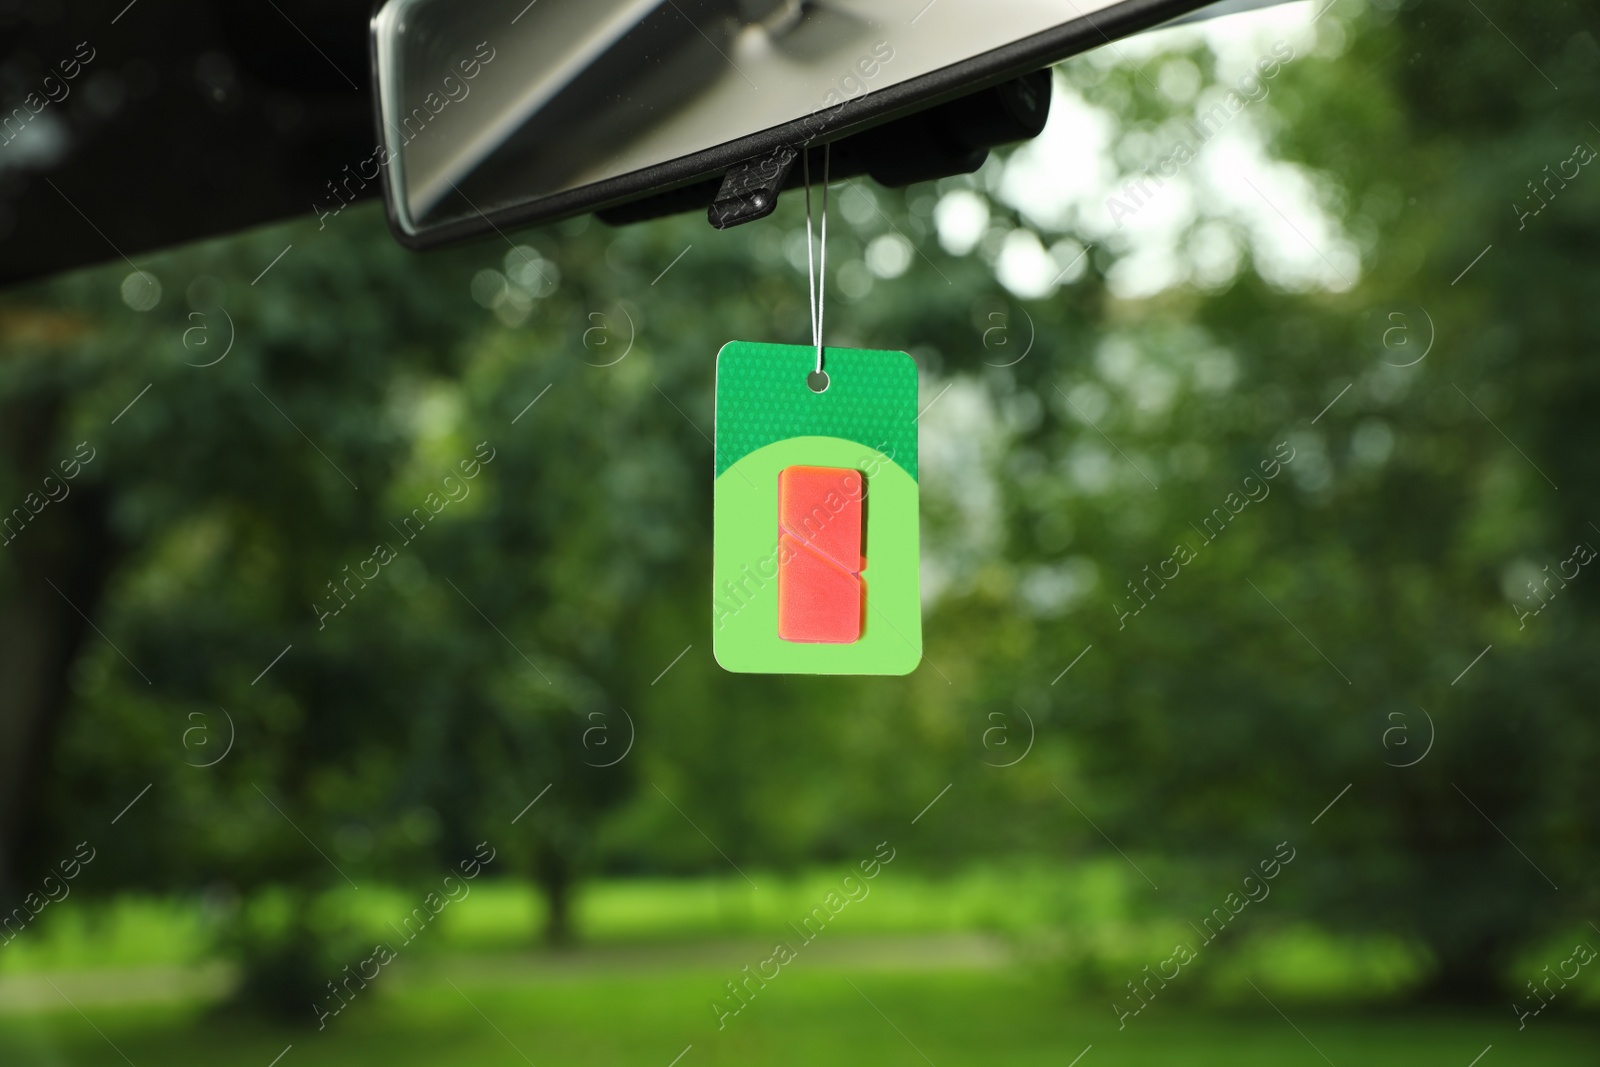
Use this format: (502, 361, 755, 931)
(0, 0, 1595, 1015)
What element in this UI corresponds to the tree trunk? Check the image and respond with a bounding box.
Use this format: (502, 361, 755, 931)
(0, 398, 117, 900)
(1416, 931, 1510, 1005)
(536, 847, 576, 948)
(227, 885, 332, 1023)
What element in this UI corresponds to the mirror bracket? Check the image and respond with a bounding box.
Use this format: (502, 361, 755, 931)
(708, 144, 800, 230)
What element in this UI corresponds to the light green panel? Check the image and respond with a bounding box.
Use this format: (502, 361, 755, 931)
(712, 436, 921, 676)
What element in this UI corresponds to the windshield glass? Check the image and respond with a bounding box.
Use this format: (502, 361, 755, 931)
(1, 2, 1596, 1064)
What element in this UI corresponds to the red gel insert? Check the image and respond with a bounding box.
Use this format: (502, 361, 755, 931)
(777, 465, 865, 644)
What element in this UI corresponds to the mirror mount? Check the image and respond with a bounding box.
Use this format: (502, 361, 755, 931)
(709, 144, 801, 229)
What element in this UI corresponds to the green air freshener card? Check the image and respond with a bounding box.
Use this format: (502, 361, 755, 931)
(713, 341, 921, 675)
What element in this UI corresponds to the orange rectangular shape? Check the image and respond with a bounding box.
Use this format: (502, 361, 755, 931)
(777, 465, 865, 643)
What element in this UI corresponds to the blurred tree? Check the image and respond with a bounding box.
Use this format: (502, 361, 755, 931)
(897, 0, 1600, 1002)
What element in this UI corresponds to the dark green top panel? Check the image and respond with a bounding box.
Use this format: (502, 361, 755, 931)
(714, 342, 919, 481)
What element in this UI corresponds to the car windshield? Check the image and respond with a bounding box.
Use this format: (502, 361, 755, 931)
(1, 2, 1596, 1064)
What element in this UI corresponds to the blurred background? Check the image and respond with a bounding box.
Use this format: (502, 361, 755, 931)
(1, 0, 1598, 1063)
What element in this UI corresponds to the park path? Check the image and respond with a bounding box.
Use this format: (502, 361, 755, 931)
(0, 932, 1013, 1014)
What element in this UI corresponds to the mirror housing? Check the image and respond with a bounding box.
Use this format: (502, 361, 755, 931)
(368, 0, 1259, 246)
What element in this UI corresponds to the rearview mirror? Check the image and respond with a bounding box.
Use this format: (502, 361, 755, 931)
(369, 0, 1239, 246)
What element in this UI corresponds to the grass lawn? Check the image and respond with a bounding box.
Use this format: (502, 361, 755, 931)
(0, 940, 1591, 1067)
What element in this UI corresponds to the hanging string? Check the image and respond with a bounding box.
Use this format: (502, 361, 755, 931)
(802, 143, 830, 380)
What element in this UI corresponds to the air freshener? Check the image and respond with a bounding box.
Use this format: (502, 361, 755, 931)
(712, 341, 920, 674)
